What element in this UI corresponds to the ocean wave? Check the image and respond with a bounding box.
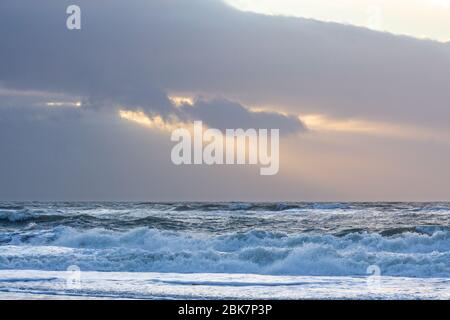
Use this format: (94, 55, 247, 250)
(169, 202, 357, 212)
(0, 227, 448, 277)
(1, 202, 449, 278)
(0, 209, 38, 222)
(171, 202, 284, 212)
(2, 202, 450, 239)
(0, 209, 104, 226)
(184, 202, 450, 212)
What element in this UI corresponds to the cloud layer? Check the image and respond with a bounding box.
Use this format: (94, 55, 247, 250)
(2, 0, 449, 128)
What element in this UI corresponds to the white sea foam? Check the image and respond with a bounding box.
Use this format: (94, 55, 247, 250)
(0, 227, 448, 277)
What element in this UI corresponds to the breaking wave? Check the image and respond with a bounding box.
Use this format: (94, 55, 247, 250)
(0, 226, 448, 277)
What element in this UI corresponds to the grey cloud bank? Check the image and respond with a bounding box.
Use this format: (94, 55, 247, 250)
(0, 0, 305, 133)
(1, 0, 449, 127)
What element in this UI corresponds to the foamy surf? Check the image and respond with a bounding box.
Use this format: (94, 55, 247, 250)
(0, 202, 449, 299)
(0, 227, 448, 277)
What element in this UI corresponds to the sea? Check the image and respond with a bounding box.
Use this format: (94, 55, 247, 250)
(0, 202, 448, 299)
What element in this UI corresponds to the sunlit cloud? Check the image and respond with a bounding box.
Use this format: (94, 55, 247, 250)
(168, 95, 195, 107)
(45, 101, 82, 108)
(302, 114, 380, 134)
(118, 110, 183, 132)
(302, 114, 450, 144)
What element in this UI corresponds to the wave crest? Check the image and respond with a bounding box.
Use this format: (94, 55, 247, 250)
(0, 227, 448, 277)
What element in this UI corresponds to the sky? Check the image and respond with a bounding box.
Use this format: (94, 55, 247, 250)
(226, 0, 450, 42)
(0, 0, 450, 201)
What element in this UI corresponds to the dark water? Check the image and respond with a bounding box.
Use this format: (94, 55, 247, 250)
(1, 202, 449, 234)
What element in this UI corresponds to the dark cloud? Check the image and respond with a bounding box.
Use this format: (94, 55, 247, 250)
(1, 0, 449, 129)
(176, 98, 305, 133)
(0, 0, 305, 132)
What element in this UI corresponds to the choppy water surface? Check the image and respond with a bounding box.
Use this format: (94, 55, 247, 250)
(0, 202, 449, 299)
